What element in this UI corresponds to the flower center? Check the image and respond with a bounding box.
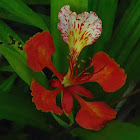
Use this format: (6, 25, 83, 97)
(62, 76, 72, 87)
(62, 57, 93, 87)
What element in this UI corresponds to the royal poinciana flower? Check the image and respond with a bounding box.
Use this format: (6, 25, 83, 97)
(24, 5, 127, 130)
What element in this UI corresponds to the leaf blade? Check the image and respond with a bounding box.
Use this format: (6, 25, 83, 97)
(0, 0, 48, 30)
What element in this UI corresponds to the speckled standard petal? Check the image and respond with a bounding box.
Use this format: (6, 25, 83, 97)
(58, 5, 102, 55)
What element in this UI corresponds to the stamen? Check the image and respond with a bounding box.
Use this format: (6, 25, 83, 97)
(77, 60, 93, 78)
(93, 64, 106, 74)
(69, 58, 73, 78)
(73, 63, 77, 67)
(66, 56, 70, 60)
(81, 60, 86, 63)
(78, 64, 80, 68)
(75, 57, 78, 62)
(52, 74, 56, 78)
(85, 63, 93, 72)
(84, 72, 90, 75)
(75, 63, 79, 77)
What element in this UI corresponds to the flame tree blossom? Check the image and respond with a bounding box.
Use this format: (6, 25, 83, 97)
(24, 5, 127, 130)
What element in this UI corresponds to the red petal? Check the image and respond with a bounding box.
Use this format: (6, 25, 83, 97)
(62, 87, 73, 116)
(73, 93, 116, 130)
(69, 85, 94, 99)
(24, 31, 55, 72)
(31, 79, 63, 115)
(50, 79, 61, 88)
(24, 31, 63, 81)
(89, 51, 127, 92)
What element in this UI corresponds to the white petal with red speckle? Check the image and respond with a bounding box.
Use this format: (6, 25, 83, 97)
(58, 5, 102, 47)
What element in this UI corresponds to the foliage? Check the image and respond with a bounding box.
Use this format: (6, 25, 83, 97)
(0, 0, 139, 139)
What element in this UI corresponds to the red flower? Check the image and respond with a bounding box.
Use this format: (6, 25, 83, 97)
(23, 5, 127, 131)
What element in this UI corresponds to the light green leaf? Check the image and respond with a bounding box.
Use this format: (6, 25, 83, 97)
(0, 8, 50, 29)
(0, 45, 49, 89)
(0, 0, 48, 30)
(0, 19, 25, 56)
(0, 20, 49, 89)
(51, 113, 69, 128)
(68, 112, 74, 126)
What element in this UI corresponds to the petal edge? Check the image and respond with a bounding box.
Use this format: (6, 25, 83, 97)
(31, 79, 63, 115)
(24, 31, 55, 72)
(62, 87, 73, 116)
(73, 93, 116, 130)
(90, 51, 127, 92)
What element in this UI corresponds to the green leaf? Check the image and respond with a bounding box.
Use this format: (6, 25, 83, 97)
(114, 81, 136, 111)
(116, 23, 140, 66)
(0, 73, 17, 92)
(0, 8, 50, 29)
(68, 112, 74, 126)
(88, 0, 98, 11)
(23, 0, 50, 5)
(87, 0, 140, 105)
(0, 19, 25, 57)
(108, 0, 140, 59)
(0, 0, 48, 30)
(0, 84, 49, 131)
(0, 45, 49, 89)
(0, 65, 14, 72)
(90, 0, 118, 53)
(0, 20, 49, 89)
(71, 121, 140, 140)
(71, 128, 102, 140)
(51, 0, 88, 73)
(125, 42, 140, 81)
(0, 45, 31, 85)
(51, 113, 69, 128)
(131, 115, 140, 127)
(0, 19, 23, 44)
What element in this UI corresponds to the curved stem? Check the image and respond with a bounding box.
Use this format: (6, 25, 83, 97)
(110, 89, 140, 106)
